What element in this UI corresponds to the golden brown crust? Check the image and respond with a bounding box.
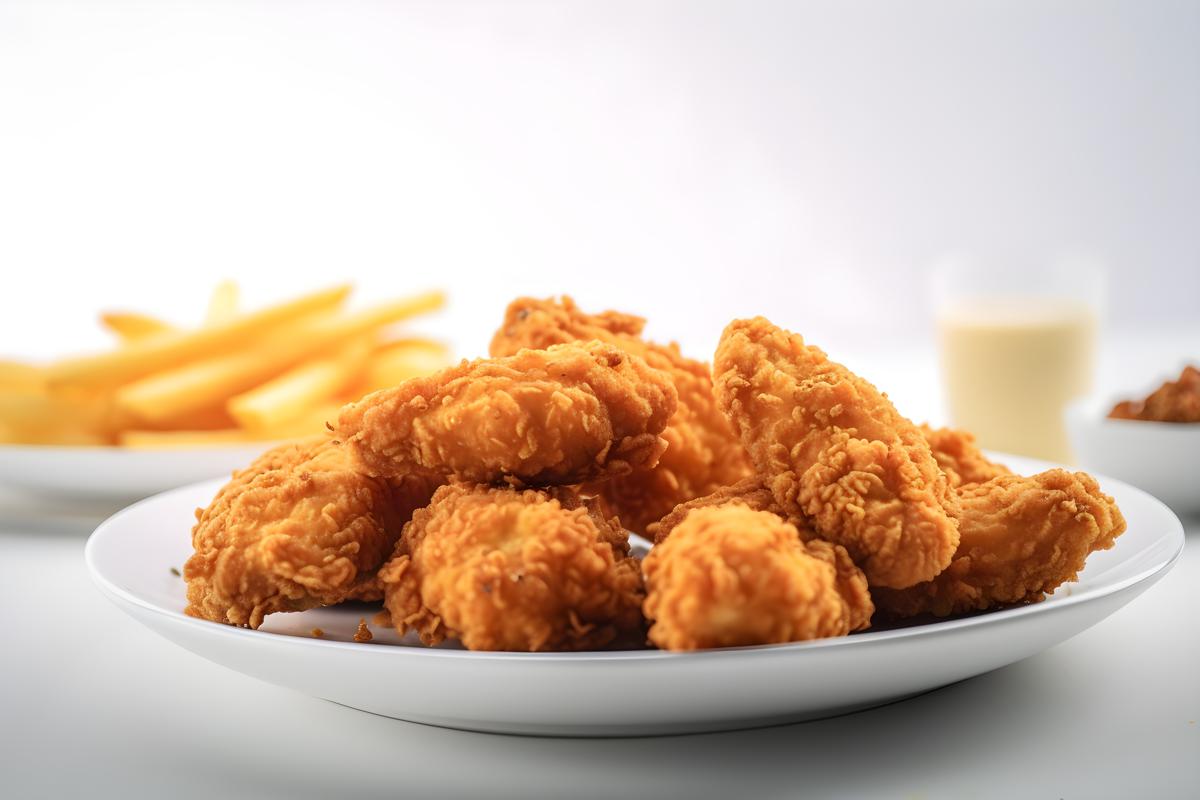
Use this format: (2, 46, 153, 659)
(489, 296, 753, 532)
(1108, 365, 1200, 422)
(873, 469, 1126, 618)
(379, 483, 646, 652)
(184, 438, 437, 628)
(919, 424, 1012, 488)
(802, 539, 875, 633)
(642, 506, 873, 651)
(647, 476, 783, 544)
(713, 317, 959, 589)
(336, 340, 677, 487)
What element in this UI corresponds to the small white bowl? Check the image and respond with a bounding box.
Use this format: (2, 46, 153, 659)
(1066, 397, 1200, 514)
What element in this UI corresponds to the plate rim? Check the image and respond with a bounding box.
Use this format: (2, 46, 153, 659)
(85, 461, 1186, 665)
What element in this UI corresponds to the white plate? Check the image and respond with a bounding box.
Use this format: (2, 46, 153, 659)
(1066, 397, 1200, 513)
(86, 454, 1184, 737)
(0, 443, 273, 501)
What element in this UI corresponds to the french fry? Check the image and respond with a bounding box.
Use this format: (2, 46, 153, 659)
(100, 312, 175, 343)
(0, 392, 108, 445)
(227, 338, 372, 431)
(5, 284, 447, 449)
(262, 401, 344, 437)
(1, 425, 110, 446)
(119, 429, 260, 449)
(205, 280, 240, 324)
(372, 336, 450, 356)
(0, 360, 45, 392)
(112, 318, 332, 424)
(45, 284, 352, 389)
(114, 290, 445, 423)
(1, 392, 91, 427)
(102, 402, 239, 436)
(121, 403, 341, 448)
(356, 339, 453, 394)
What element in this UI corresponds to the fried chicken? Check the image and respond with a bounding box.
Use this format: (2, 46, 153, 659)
(647, 476, 783, 543)
(646, 426, 1005, 539)
(379, 483, 645, 652)
(489, 296, 753, 533)
(184, 438, 437, 628)
(920, 424, 1012, 488)
(713, 317, 959, 589)
(1108, 364, 1200, 422)
(642, 506, 873, 651)
(872, 469, 1126, 618)
(336, 340, 678, 487)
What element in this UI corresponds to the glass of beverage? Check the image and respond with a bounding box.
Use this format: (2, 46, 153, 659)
(932, 256, 1104, 463)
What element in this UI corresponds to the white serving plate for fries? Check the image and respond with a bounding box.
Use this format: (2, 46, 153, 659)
(87, 454, 1183, 737)
(0, 443, 271, 501)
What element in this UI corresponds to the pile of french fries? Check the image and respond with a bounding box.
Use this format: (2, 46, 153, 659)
(0, 283, 450, 448)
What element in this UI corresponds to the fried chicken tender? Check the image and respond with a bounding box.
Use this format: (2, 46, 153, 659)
(643, 506, 873, 651)
(379, 483, 646, 652)
(1109, 364, 1200, 422)
(920, 424, 1012, 488)
(873, 469, 1126, 618)
(336, 340, 677, 487)
(647, 476, 783, 543)
(647, 424, 1003, 540)
(713, 318, 959, 589)
(184, 438, 437, 628)
(489, 296, 753, 532)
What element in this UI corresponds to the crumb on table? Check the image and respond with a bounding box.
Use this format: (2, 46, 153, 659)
(169, 566, 181, 577)
(310, 628, 325, 638)
(354, 619, 373, 643)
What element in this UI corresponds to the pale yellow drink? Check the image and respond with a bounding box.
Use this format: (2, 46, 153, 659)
(938, 299, 1096, 462)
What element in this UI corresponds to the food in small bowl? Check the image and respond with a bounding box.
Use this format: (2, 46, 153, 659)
(1066, 365, 1200, 514)
(1107, 365, 1200, 423)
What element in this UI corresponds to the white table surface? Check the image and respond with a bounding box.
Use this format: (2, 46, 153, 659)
(2, 338, 1198, 800)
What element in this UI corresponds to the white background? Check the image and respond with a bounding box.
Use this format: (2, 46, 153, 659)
(1, 0, 1197, 371)
(0, 4, 1198, 798)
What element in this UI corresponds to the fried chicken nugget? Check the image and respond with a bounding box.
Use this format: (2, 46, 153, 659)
(184, 438, 437, 628)
(647, 425, 1004, 541)
(1109, 364, 1200, 422)
(873, 469, 1126, 618)
(920, 424, 1012, 488)
(713, 318, 959, 589)
(647, 476, 781, 543)
(336, 340, 678, 486)
(643, 506, 873, 651)
(379, 483, 645, 651)
(489, 297, 753, 532)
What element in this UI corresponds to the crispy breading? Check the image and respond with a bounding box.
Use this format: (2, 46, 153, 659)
(873, 469, 1126, 618)
(642, 506, 873, 651)
(489, 297, 752, 532)
(1109, 364, 1200, 422)
(336, 340, 677, 487)
(920, 424, 1012, 488)
(713, 317, 959, 589)
(379, 483, 645, 652)
(648, 425, 1006, 541)
(647, 476, 783, 543)
(184, 438, 437, 628)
